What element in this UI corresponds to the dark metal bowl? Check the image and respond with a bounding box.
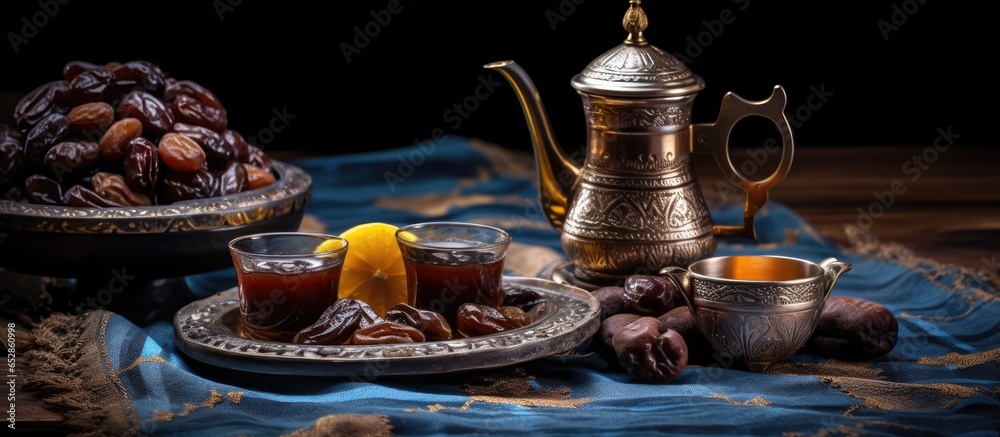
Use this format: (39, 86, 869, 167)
(0, 161, 311, 278)
(0, 161, 312, 322)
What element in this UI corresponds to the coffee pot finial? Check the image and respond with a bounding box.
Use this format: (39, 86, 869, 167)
(623, 0, 648, 46)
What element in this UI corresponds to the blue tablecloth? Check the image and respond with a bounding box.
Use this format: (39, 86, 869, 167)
(24, 137, 1000, 436)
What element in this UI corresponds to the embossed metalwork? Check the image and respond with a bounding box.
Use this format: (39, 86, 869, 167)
(695, 305, 823, 366)
(0, 161, 312, 279)
(174, 277, 602, 376)
(583, 98, 691, 130)
(692, 279, 826, 306)
(662, 256, 852, 372)
(584, 149, 691, 175)
(0, 161, 310, 234)
(563, 181, 712, 240)
(486, 1, 795, 285)
(575, 44, 701, 96)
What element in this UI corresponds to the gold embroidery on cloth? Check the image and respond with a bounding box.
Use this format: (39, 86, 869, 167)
(116, 355, 168, 375)
(767, 360, 885, 380)
(150, 389, 244, 421)
(461, 367, 593, 409)
(405, 404, 446, 413)
(710, 393, 772, 406)
(844, 226, 999, 309)
(822, 377, 977, 416)
(767, 360, 981, 416)
(281, 414, 394, 437)
(918, 348, 1000, 369)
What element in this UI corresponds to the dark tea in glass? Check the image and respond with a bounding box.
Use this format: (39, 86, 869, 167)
(396, 223, 511, 328)
(229, 232, 349, 342)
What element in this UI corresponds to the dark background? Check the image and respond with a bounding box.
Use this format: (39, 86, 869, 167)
(1, 0, 991, 156)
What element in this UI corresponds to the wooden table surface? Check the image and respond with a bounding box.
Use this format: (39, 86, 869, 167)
(691, 144, 999, 275)
(10, 143, 999, 431)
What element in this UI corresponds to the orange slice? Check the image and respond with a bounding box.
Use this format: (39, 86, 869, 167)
(313, 238, 346, 254)
(337, 222, 408, 316)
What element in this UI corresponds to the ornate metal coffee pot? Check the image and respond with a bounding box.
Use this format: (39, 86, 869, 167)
(485, 0, 794, 285)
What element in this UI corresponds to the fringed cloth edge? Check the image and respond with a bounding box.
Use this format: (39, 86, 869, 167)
(25, 310, 137, 436)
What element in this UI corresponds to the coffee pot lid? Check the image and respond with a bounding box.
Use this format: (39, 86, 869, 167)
(571, 0, 705, 98)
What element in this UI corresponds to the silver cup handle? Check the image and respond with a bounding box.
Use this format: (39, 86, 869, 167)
(659, 266, 694, 314)
(817, 257, 852, 301)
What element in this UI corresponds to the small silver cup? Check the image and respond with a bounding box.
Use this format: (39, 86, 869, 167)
(660, 255, 851, 372)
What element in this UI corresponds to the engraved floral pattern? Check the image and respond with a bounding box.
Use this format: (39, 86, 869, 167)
(695, 308, 823, 364)
(564, 183, 712, 240)
(585, 103, 691, 130)
(587, 153, 690, 174)
(582, 44, 693, 83)
(692, 280, 825, 305)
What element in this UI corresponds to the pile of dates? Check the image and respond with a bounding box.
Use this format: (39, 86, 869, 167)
(290, 286, 549, 345)
(592, 274, 898, 383)
(0, 60, 276, 206)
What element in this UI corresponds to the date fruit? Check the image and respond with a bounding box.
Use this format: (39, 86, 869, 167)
(122, 138, 160, 194)
(5, 59, 279, 207)
(64, 184, 124, 207)
(173, 94, 227, 133)
(657, 306, 714, 366)
(162, 167, 215, 202)
(0, 135, 21, 185)
(502, 285, 545, 311)
(292, 299, 363, 345)
(456, 303, 531, 337)
(591, 286, 627, 321)
(350, 322, 426, 345)
(91, 172, 152, 206)
(243, 163, 276, 190)
(385, 303, 453, 341)
(25, 174, 63, 205)
(357, 299, 384, 330)
(67, 102, 115, 132)
(623, 274, 678, 316)
(98, 118, 143, 162)
(14, 80, 71, 127)
(525, 301, 549, 323)
(69, 66, 114, 103)
(612, 317, 688, 382)
(44, 141, 101, 177)
(23, 113, 71, 166)
(117, 91, 175, 136)
(213, 161, 249, 196)
(158, 132, 206, 172)
(805, 296, 898, 360)
(595, 313, 643, 369)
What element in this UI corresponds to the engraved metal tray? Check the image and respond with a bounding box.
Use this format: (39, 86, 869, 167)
(174, 276, 601, 376)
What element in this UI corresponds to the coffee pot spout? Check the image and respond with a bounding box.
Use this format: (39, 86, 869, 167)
(484, 60, 579, 231)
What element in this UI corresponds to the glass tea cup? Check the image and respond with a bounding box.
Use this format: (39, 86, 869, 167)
(228, 232, 349, 342)
(395, 222, 511, 328)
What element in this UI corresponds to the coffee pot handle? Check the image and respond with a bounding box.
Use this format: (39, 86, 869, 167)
(692, 85, 795, 239)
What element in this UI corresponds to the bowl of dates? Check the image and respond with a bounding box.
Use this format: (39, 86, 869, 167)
(0, 60, 311, 281)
